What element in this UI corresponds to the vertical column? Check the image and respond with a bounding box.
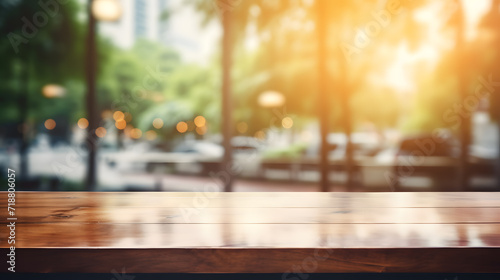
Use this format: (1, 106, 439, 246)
(221, 9, 234, 192)
(85, 0, 98, 191)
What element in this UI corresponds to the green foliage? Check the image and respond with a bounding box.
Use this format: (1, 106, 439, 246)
(0, 0, 86, 138)
(2, 0, 499, 146)
(261, 143, 308, 159)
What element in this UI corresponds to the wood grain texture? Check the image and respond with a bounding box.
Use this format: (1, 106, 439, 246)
(1, 191, 499, 208)
(1, 206, 500, 224)
(0, 191, 499, 273)
(4, 223, 500, 248)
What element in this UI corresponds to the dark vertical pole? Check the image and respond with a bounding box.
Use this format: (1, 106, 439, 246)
(455, 0, 469, 191)
(317, 0, 329, 192)
(221, 10, 234, 192)
(493, 0, 500, 191)
(18, 62, 29, 182)
(482, 0, 500, 190)
(486, 0, 500, 191)
(85, 0, 98, 191)
(338, 49, 354, 191)
(16, 7, 30, 184)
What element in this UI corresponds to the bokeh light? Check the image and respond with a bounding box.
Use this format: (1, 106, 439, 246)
(95, 127, 107, 138)
(194, 116, 206, 127)
(3, 0, 500, 194)
(77, 118, 89, 129)
(42, 84, 65, 98)
(92, 0, 122, 21)
(130, 128, 142, 139)
(115, 119, 127, 130)
(44, 119, 56, 130)
(113, 111, 125, 121)
(176, 121, 188, 133)
(258, 90, 285, 108)
(282, 117, 293, 129)
(152, 118, 164, 129)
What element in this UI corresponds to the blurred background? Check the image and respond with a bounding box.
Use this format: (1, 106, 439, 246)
(1, 0, 500, 192)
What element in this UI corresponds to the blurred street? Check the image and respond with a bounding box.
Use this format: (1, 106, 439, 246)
(1, 143, 497, 191)
(1, 0, 500, 192)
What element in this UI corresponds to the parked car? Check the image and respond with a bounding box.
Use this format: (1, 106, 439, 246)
(305, 132, 383, 160)
(231, 136, 262, 154)
(173, 141, 224, 157)
(391, 134, 459, 190)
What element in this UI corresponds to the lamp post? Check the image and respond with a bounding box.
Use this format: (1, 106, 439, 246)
(85, 0, 121, 191)
(42, 84, 66, 98)
(258, 90, 289, 143)
(258, 90, 285, 108)
(92, 0, 122, 21)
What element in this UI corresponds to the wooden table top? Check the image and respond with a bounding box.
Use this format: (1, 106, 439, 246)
(1, 191, 499, 273)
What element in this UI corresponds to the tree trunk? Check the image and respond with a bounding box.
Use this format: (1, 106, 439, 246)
(18, 62, 29, 182)
(455, 0, 469, 191)
(85, 0, 98, 191)
(316, 0, 330, 192)
(492, 0, 500, 191)
(337, 46, 354, 191)
(221, 9, 234, 192)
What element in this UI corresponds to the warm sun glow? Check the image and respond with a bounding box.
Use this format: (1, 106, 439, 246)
(379, 1, 489, 94)
(92, 0, 122, 21)
(3, 0, 499, 201)
(382, 43, 439, 93)
(462, 0, 491, 40)
(258, 91, 285, 108)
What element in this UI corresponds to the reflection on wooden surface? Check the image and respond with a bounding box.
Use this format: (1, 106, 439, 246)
(0, 192, 499, 273)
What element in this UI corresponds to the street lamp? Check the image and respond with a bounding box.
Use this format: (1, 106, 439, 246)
(258, 89, 294, 143)
(42, 84, 66, 98)
(258, 90, 285, 108)
(85, 0, 121, 191)
(92, 0, 122, 21)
